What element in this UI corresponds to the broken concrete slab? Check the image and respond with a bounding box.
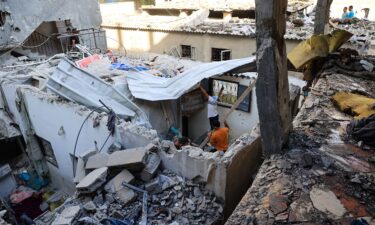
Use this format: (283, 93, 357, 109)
(51, 205, 81, 225)
(74, 149, 98, 183)
(86, 153, 109, 170)
(104, 169, 135, 193)
(140, 153, 161, 182)
(309, 186, 347, 219)
(114, 187, 137, 205)
(83, 201, 97, 212)
(78, 149, 97, 162)
(76, 167, 108, 193)
(107, 148, 147, 171)
(74, 158, 86, 184)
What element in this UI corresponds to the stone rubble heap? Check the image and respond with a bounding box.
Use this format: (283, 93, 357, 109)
(227, 69, 375, 225)
(35, 143, 223, 225)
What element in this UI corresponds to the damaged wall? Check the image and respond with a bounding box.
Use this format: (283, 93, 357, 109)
(0, 0, 102, 50)
(159, 129, 263, 218)
(135, 99, 180, 137)
(0, 82, 157, 194)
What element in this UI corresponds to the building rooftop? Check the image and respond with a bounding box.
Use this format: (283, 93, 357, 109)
(142, 0, 314, 12)
(102, 11, 375, 42)
(226, 55, 375, 224)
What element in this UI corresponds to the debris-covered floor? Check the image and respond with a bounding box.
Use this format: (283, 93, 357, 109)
(34, 144, 224, 225)
(0, 50, 265, 225)
(226, 57, 375, 224)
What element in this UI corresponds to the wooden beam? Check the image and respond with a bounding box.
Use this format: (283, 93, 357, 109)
(255, 0, 291, 157)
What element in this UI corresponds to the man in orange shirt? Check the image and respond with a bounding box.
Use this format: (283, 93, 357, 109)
(208, 120, 230, 153)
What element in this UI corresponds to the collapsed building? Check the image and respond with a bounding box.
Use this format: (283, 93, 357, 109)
(0, 1, 305, 224)
(0, 0, 374, 225)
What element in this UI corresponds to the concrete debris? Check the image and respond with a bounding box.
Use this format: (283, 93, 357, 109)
(33, 140, 223, 225)
(227, 56, 375, 224)
(83, 201, 97, 212)
(76, 167, 108, 193)
(104, 169, 135, 193)
(140, 152, 161, 182)
(107, 147, 147, 171)
(145, 178, 162, 193)
(73, 158, 87, 184)
(114, 187, 137, 205)
(85, 152, 109, 170)
(51, 205, 81, 225)
(145, 171, 223, 224)
(309, 186, 347, 219)
(37, 168, 222, 225)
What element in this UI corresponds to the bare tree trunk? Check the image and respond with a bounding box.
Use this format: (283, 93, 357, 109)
(255, 0, 291, 157)
(314, 0, 333, 35)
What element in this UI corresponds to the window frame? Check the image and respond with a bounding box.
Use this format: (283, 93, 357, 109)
(211, 48, 231, 61)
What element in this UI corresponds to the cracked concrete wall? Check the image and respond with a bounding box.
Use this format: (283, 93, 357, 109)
(0, 0, 102, 49)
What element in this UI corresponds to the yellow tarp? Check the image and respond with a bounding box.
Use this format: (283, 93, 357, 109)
(332, 92, 375, 119)
(288, 30, 353, 69)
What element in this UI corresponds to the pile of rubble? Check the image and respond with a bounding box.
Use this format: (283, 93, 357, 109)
(226, 61, 375, 224)
(84, 53, 200, 79)
(35, 143, 223, 225)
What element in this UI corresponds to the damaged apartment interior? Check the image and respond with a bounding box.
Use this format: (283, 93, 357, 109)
(0, 0, 374, 224)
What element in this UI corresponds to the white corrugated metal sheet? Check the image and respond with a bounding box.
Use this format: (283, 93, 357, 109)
(126, 57, 256, 101)
(47, 58, 150, 127)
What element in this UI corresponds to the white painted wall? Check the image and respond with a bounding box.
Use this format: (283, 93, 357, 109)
(23, 93, 115, 193)
(1, 83, 156, 194)
(104, 28, 258, 62)
(104, 27, 301, 62)
(188, 74, 305, 143)
(188, 76, 257, 142)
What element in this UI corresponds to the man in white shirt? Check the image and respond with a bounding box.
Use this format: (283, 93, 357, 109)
(199, 85, 224, 129)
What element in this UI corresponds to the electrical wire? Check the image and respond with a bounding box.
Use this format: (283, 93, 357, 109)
(72, 105, 105, 177)
(72, 105, 118, 177)
(99, 132, 112, 153)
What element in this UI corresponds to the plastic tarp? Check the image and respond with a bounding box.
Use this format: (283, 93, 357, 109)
(126, 57, 256, 101)
(47, 58, 150, 127)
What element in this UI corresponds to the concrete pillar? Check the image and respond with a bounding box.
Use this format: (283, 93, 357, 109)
(223, 10, 233, 21)
(314, 0, 333, 35)
(255, 0, 291, 157)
